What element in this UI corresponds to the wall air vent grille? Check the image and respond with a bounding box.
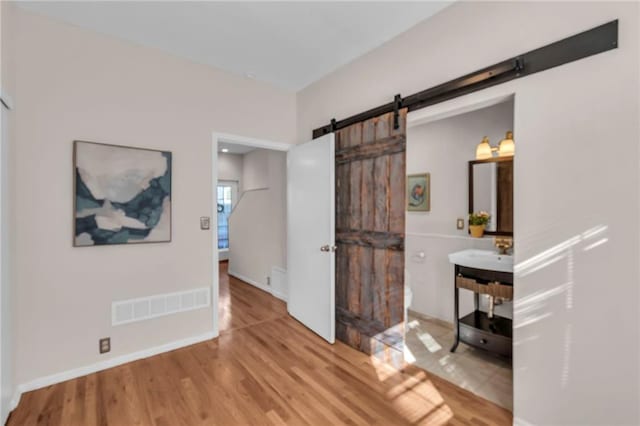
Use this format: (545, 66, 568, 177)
(112, 287, 211, 326)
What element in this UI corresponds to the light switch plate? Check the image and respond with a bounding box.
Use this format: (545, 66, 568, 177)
(456, 218, 465, 230)
(200, 217, 210, 230)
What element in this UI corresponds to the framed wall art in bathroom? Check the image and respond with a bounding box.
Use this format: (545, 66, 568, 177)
(407, 173, 430, 212)
(73, 140, 172, 246)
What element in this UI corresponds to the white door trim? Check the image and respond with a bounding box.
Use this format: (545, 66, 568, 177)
(210, 132, 290, 336)
(407, 91, 515, 129)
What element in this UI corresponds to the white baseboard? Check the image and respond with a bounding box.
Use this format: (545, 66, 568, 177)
(9, 389, 21, 412)
(227, 269, 287, 302)
(228, 269, 270, 292)
(407, 309, 454, 329)
(270, 289, 287, 302)
(12, 330, 217, 408)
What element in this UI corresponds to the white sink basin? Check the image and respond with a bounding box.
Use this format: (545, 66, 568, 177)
(448, 249, 513, 273)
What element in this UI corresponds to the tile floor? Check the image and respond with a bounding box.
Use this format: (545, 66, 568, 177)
(405, 312, 513, 411)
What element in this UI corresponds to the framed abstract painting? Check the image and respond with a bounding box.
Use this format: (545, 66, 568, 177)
(406, 173, 430, 212)
(73, 141, 172, 246)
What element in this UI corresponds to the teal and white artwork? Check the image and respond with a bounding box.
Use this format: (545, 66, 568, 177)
(73, 141, 172, 246)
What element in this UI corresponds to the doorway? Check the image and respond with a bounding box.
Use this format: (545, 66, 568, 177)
(210, 133, 291, 335)
(212, 131, 338, 346)
(404, 93, 515, 411)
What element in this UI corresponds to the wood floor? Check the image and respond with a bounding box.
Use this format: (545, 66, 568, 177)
(8, 262, 512, 425)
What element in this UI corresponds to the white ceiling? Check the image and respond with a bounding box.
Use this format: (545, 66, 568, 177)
(16, 1, 452, 91)
(218, 142, 255, 155)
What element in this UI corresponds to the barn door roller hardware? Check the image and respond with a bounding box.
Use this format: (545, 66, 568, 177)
(330, 118, 337, 132)
(313, 19, 618, 139)
(393, 94, 402, 130)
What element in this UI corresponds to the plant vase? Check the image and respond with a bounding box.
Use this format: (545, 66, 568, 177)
(469, 224, 485, 238)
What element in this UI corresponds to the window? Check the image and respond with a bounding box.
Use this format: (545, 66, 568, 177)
(217, 185, 233, 249)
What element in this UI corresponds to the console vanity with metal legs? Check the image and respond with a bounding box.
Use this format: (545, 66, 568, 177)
(449, 153, 515, 358)
(448, 251, 514, 358)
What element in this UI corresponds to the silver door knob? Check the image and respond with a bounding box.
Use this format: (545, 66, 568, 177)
(320, 245, 337, 252)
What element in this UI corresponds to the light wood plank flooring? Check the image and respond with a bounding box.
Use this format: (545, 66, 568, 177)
(8, 262, 511, 425)
(218, 261, 288, 333)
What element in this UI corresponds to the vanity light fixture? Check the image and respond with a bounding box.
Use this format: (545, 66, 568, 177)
(475, 136, 493, 160)
(475, 131, 515, 160)
(498, 131, 515, 157)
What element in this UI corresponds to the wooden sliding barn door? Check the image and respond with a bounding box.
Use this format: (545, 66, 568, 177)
(335, 109, 406, 361)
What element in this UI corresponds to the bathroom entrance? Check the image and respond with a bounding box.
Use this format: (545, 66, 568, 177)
(404, 94, 515, 411)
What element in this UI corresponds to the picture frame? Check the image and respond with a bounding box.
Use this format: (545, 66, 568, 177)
(73, 140, 172, 246)
(406, 173, 430, 212)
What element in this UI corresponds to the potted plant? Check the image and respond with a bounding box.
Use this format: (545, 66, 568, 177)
(469, 211, 491, 238)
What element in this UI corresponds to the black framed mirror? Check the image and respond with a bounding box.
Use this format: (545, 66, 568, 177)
(468, 157, 513, 236)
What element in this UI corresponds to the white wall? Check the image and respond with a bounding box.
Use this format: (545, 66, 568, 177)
(228, 149, 287, 300)
(406, 100, 513, 323)
(297, 2, 639, 424)
(242, 149, 270, 191)
(8, 5, 295, 391)
(217, 152, 243, 192)
(407, 101, 513, 235)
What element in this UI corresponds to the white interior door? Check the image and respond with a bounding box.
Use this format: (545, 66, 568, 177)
(287, 133, 335, 343)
